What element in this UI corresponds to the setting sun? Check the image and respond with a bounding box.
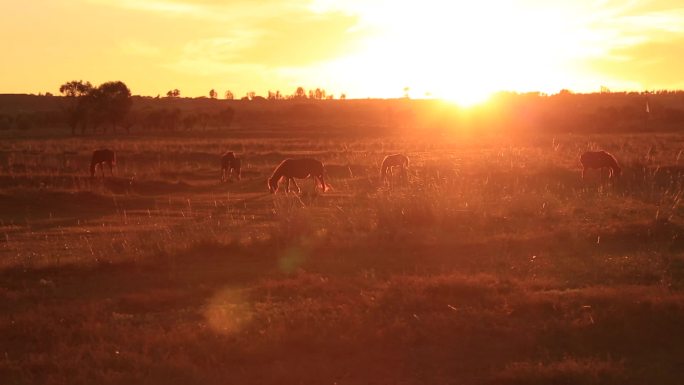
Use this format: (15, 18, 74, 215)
(320, 1, 590, 102)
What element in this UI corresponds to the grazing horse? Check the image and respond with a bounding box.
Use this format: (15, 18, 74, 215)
(90, 149, 116, 178)
(580, 150, 621, 179)
(380, 153, 409, 186)
(268, 158, 326, 194)
(221, 151, 241, 182)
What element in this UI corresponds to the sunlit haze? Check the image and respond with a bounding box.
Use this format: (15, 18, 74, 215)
(2, 0, 684, 103)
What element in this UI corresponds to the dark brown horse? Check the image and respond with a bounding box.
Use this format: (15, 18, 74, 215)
(380, 153, 409, 186)
(90, 149, 116, 178)
(580, 150, 621, 179)
(221, 151, 241, 182)
(268, 158, 326, 194)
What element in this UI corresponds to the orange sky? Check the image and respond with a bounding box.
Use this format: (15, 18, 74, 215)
(2, 0, 684, 104)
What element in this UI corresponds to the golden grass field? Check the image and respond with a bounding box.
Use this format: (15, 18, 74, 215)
(2, 125, 684, 384)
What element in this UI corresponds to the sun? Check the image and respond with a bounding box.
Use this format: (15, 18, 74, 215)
(314, 0, 595, 100)
(440, 88, 493, 108)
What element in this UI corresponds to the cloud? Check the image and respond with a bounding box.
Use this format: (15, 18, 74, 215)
(589, 37, 684, 88)
(85, 0, 315, 21)
(166, 10, 364, 74)
(236, 13, 364, 66)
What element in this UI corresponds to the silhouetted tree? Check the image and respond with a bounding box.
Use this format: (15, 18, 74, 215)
(246, 91, 256, 100)
(92, 81, 132, 133)
(267, 90, 284, 100)
(166, 89, 180, 98)
(145, 108, 181, 130)
(294, 87, 306, 99)
(59, 80, 93, 98)
(59, 80, 94, 135)
(209, 89, 218, 99)
(224, 90, 234, 100)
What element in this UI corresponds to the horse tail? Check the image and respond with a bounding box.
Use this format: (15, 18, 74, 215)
(609, 153, 621, 176)
(380, 158, 388, 179)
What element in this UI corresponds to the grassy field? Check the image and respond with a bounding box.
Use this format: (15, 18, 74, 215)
(2, 125, 684, 384)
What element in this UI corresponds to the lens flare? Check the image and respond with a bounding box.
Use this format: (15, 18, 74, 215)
(204, 288, 253, 335)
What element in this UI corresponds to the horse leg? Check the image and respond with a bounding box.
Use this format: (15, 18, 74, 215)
(582, 168, 586, 180)
(109, 161, 113, 176)
(291, 178, 301, 193)
(319, 175, 326, 192)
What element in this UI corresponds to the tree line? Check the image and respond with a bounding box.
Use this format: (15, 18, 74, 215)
(166, 87, 345, 101)
(56, 80, 236, 135)
(59, 80, 133, 135)
(4, 84, 684, 134)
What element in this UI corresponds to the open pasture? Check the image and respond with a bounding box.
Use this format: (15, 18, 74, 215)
(2, 127, 684, 384)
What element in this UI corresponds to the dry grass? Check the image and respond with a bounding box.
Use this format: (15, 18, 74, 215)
(2, 127, 684, 384)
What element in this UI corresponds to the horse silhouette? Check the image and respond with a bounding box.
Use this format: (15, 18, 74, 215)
(580, 150, 621, 179)
(221, 151, 241, 182)
(380, 153, 409, 187)
(90, 149, 116, 178)
(268, 158, 326, 194)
